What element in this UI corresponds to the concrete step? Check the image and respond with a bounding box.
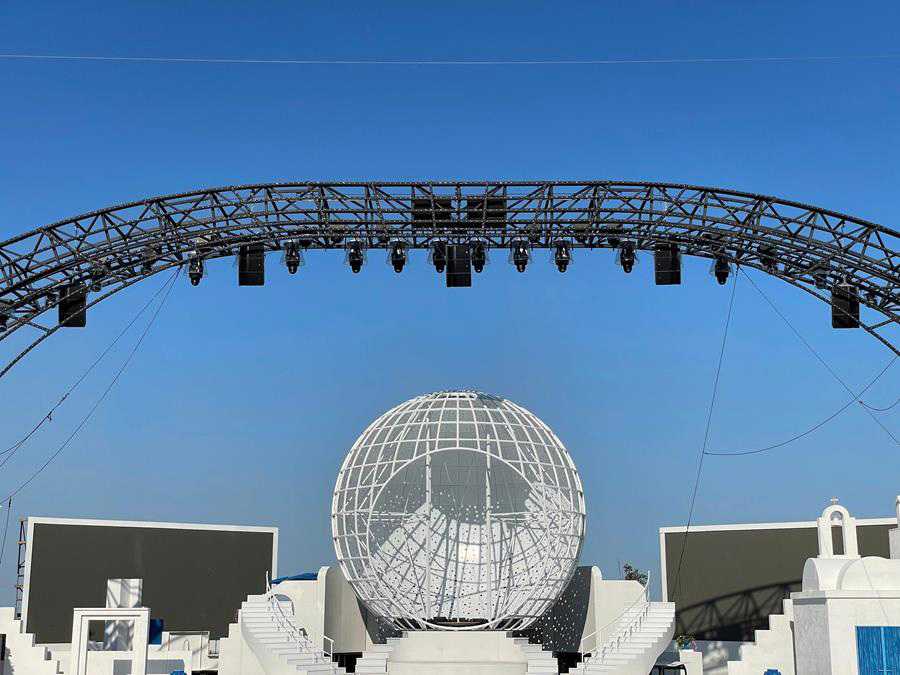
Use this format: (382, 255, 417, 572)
(293, 664, 341, 674)
(365, 644, 394, 652)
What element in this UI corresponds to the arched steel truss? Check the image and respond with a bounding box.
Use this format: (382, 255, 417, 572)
(1, 181, 898, 371)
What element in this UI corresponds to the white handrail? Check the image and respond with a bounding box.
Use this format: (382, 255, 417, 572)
(579, 570, 652, 666)
(264, 574, 332, 665)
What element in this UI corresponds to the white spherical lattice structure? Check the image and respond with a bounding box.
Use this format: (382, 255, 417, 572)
(331, 391, 586, 631)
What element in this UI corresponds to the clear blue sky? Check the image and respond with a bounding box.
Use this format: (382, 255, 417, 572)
(1, 1, 899, 604)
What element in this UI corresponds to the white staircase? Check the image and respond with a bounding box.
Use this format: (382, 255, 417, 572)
(355, 635, 399, 673)
(239, 594, 345, 675)
(0, 606, 61, 674)
(726, 599, 795, 675)
(355, 630, 558, 674)
(572, 601, 676, 675)
(509, 635, 559, 674)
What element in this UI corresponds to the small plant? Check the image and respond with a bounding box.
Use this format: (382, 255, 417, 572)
(675, 634, 695, 650)
(622, 562, 648, 586)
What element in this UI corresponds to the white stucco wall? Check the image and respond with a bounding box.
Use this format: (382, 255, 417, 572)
(323, 565, 370, 653)
(385, 630, 527, 675)
(269, 570, 327, 648)
(793, 592, 900, 675)
(587, 576, 645, 645)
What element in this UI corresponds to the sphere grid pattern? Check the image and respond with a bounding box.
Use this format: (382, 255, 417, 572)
(331, 391, 586, 631)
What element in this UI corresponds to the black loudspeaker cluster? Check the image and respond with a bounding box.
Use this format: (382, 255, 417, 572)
(238, 243, 265, 286)
(446, 244, 472, 287)
(654, 243, 682, 285)
(58, 283, 87, 328)
(832, 284, 860, 328)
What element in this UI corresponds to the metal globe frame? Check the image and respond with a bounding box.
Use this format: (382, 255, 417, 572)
(331, 391, 586, 631)
(0, 181, 899, 378)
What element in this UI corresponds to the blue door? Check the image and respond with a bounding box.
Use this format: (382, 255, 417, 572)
(857, 626, 900, 674)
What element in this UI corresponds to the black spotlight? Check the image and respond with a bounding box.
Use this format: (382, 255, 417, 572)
(142, 247, 159, 274)
(619, 242, 636, 273)
(188, 258, 204, 286)
(89, 260, 109, 292)
(813, 268, 829, 290)
(432, 241, 447, 273)
(0, 303, 9, 329)
(714, 256, 730, 285)
(390, 242, 407, 273)
(511, 240, 529, 273)
(285, 243, 301, 274)
(758, 245, 777, 271)
(347, 241, 365, 273)
(554, 242, 571, 273)
(472, 241, 487, 273)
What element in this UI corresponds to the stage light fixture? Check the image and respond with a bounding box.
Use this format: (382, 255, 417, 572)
(618, 242, 636, 273)
(431, 241, 447, 273)
(89, 260, 109, 292)
(472, 241, 487, 273)
(511, 240, 529, 273)
(390, 242, 407, 273)
(554, 242, 571, 273)
(347, 241, 365, 273)
(188, 258, 204, 286)
(285, 243, 301, 274)
(0, 303, 9, 329)
(714, 256, 730, 285)
(758, 245, 777, 271)
(812, 268, 829, 290)
(141, 247, 160, 274)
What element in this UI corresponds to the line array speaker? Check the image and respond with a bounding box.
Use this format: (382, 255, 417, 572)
(58, 283, 87, 328)
(466, 198, 506, 226)
(238, 243, 265, 286)
(832, 284, 860, 328)
(446, 244, 472, 288)
(412, 198, 453, 229)
(654, 243, 681, 285)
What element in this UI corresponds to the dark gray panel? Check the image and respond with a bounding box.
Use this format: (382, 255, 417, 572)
(522, 566, 592, 652)
(664, 523, 891, 641)
(26, 523, 274, 643)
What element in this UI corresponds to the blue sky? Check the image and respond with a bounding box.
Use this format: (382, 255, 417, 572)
(1, 1, 899, 604)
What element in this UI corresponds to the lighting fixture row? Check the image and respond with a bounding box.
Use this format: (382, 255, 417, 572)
(184, 241, 743, 285)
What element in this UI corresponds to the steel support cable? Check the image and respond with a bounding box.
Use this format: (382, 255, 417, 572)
(0, 268, 179, 503)
(858, 395, 900, 413)
(736, 268, 899, 446)
(0, 262, 187, 381)
(0, 497, 11, 567)
(0, 272, 175, 466)
(672, 269, 739, 604)
(704, 355, 896, 456)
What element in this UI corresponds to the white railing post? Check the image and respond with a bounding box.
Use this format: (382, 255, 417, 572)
(579, 570, 652, 667)
(262, 573, 335, 667)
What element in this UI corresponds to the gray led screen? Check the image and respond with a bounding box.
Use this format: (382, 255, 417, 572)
(662, 523, 891, 641)
(25, 521, 275, 643)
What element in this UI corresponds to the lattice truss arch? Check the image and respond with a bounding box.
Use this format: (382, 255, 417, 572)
(1, 181, 898, 355)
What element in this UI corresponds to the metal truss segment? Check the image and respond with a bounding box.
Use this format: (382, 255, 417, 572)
(0, 180, 897, 356)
